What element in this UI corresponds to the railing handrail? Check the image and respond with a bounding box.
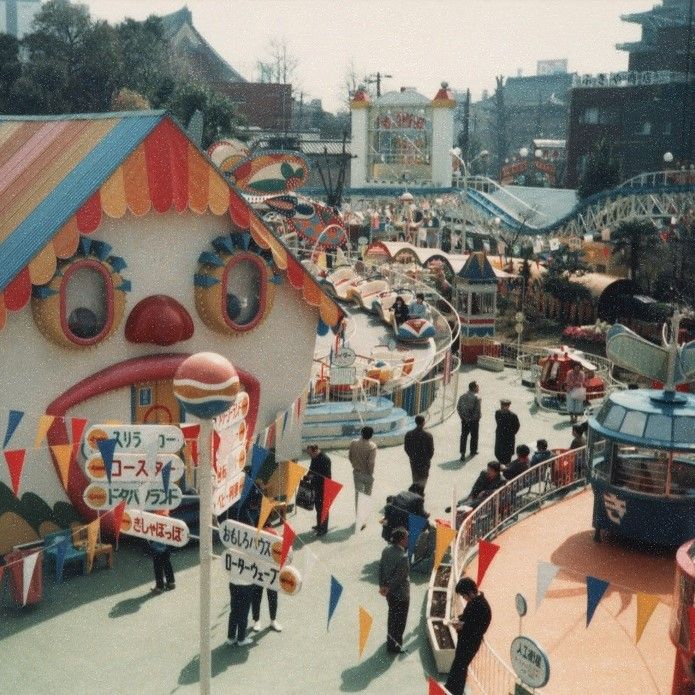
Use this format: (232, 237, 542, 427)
(451, 443, 594, 692)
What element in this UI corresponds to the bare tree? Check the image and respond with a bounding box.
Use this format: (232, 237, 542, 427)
(341, 58, 363, 105)
(256, 37, 298, 84)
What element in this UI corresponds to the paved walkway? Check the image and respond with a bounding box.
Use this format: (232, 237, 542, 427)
(0, 364, 576, 694)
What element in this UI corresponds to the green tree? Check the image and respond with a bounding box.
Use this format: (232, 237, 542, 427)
(0, 34, 21, 110)
(577, 138, 621, 200)
(611, 218, 659, 290)
(165, 83, 246, 149)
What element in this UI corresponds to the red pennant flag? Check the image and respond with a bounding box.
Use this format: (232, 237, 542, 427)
(112, 501, 126, 545)
(280, 521, 296, 568)
(180, 423, 200, 441)
(428, 677, 449, 695)
(688, 606, 695, 653)
(4, 449, 26, 496)
(320, 478, 343, 524)
(476, 539, 500, 587)
(71, 417, 88, 446)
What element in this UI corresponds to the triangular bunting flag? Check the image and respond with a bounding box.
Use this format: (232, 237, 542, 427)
(688, 606, 695, 652)
(3, 410, 24, 448)
(22, 551, 40, 606)
(274, 412, 284, 447)
(112, 501, 126, 546)
(86, 518, 99, 572)
(476, 539, 500, 587)
(355, 491, 374, 530)
(635, 593, 660, 643)
(180, 423, 200, 442)
(285, 460, 307, 501)
(3, 449, 26, 496)
(536, 561, 560, 610)
(96, 438, 117, 484)
(55, 537, 69, 582)
(161, 461, 172, 497)
(328, 575, 343, 630)
(407, 513, 428, 561)
(70, 417, 88, 447)
(320, 478, 343, 525)
(358, 606, 373, 658)
(586, 576, 610, 627)
(257, 495, 273, 531)
(238, 444, 268, 511)
(34, 415, 55, 449)
(434, 523, 456, 571)
(298, 544, 318, 583)
(280, 522, 296, 568)
(267, 421, 276, 450)
(428, 677, 450, 695)
(51, 444, 73, 490)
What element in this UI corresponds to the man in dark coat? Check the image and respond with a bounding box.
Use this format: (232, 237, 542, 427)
(444, 577, 492, 695)
(404, 415, 435, 490)
(494, 398, 520, 465)
(457, 380, 481, 461)
(307, 444, 332, 536)
(379, 527, 410, 654)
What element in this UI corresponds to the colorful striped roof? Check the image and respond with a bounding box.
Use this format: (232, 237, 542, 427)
(0, 111, 342, 330)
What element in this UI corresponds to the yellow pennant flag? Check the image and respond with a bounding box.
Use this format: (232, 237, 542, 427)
(434, 523, 457, 571)
(50, 444, 73, 489)
(34, 415, 55, 449)
(635, 592, 660, 643)
(86, 519, 99, 572)
(358, 606, 373, 658)
(285, 460, 307, 500)
(257, 495, 274, 531)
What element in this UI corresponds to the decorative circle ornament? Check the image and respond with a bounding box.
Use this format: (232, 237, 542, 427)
(173, 353, 240, 420)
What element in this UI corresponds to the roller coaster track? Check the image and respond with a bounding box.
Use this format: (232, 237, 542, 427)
(459, 171, 695, 238)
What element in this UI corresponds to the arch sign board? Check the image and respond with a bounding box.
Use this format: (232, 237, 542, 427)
(510, 635, 550, 688)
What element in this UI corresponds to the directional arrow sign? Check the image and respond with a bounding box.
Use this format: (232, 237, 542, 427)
(218, 519, 291, 566)
(83, 482, 182, 511)
(85, 424, 184, 454)
(85, 453, 184, 483)
(120, 508, 189, 547)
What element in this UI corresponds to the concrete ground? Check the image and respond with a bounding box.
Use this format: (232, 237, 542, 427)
(0, 364, 575, 695)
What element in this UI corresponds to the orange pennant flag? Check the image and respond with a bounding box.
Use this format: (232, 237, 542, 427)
(635, 593, 660, 643)
(3, 449, 26, 496)
(284, 460, 307, 500)
(358, 605, 373, 658)
(257, 495, 274, 531)
(51, 444, 73, 489)
(434, 523, 457, 571)
(86, 518, 99, 572)
(34, 415, 55, 449)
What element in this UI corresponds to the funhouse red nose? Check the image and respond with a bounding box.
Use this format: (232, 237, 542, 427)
(125, 295, 194, 346)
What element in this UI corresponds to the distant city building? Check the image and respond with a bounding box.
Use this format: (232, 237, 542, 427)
(0, 0, 41, 39)
(214, 81, 292, 132)
(565, 0, 694, 187)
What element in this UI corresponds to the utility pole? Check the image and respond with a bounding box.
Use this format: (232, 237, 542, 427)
(365, 71, 393, 97)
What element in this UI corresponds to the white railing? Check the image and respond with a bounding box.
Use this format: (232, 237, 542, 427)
(444, 443, 598, 693)
(619, 170, 695, 190)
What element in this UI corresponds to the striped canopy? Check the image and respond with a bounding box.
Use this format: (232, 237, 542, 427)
(0, 112, 342, 330)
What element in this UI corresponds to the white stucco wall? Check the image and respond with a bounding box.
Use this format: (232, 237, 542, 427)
(350, 107, 368, 188)
(0, 210, 319, 503)
(431, 106, 455, 187)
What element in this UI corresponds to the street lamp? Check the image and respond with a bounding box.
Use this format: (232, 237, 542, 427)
(450, 147, 489, 253)
(519, 147, 543, 186)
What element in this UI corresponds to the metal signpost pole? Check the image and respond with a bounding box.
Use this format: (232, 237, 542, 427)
(199, 418, 212, 695)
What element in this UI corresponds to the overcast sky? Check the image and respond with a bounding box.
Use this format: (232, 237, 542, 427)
(84, 0, 656, 112)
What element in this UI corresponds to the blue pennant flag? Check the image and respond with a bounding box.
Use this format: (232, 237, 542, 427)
(3, 410, 24, 449)
(238, 444, 268, 511)
(327, 575, 343, 630)
(586, 575, 610, 627)
(55, 537, 69, 582)
(161, 461, 172, 497)
(407, 513, 428, 561)
(96, 438, 118, 484)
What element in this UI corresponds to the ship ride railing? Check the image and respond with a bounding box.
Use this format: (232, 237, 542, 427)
(446, 442, 599, 693)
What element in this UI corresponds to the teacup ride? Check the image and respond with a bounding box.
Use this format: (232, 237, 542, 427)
(588, 313, 695, 545)
(323, 266, 365, 301)
(535, 346, 605, 412)
(366, 345, 416, 385)
(370, 289, 416, 321)
(345, 279, 390, 310)
(370, 290, 436, 345)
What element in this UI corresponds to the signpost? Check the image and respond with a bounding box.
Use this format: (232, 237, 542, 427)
(510, 635, 550, 689)
(84, 424, 184, 455)
(120, 509, 189, 547)
(85, 452, 184, 482)
(223, 550, 302, 595)
(83, 481, 182, 511)
(219, 519, 290, 566)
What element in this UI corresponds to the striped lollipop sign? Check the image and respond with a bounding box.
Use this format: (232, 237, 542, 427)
(173, 352, 240, 420)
